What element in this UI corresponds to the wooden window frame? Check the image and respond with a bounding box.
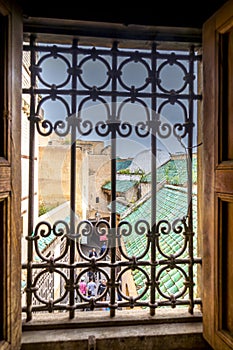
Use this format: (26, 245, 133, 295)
(20, 17, 207, 346)
(2, 2, 233, 348)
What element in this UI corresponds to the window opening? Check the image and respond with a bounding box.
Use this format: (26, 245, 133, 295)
(21, 35, 202, 321)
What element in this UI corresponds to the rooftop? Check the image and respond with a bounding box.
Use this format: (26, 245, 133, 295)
(122, 184, 197, 303)
(102, 179, 137, 193)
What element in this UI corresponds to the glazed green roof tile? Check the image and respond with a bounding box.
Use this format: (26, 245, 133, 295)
(122, 184, 197, 301)
(142, 156, 197, 185)
(141, 173, 152, 183)
(102, 179, 137, 193)
(36, 232, 56, 253)
(107, 201, 128, 215)
(122, 186, 197, 231)
(116, 159, 132, 171)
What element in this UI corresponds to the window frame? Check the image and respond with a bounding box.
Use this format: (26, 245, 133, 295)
(0, 1, 22, 349)
(0, 2, 231, 349)
(22, 17, 203, 323)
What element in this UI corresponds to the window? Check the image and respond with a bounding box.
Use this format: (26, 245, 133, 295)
(21, 30, 202, 322)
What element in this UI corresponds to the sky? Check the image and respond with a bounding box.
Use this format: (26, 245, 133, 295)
(36, 46, 198, 158)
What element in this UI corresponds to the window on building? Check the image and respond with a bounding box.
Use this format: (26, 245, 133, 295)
(21, 30, 202, 322)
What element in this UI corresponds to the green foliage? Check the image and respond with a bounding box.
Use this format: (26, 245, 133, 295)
(118, 168, 131, 174)
(170, 175, 180, 185)
(38, 201, 55, 216)
(39, 201, 48, 216)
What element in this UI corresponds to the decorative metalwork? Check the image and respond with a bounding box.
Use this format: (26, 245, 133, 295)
(22, 35, 202, 321)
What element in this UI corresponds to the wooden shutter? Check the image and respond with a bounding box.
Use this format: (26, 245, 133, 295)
(0, 1, 22, 349)
(202, 0, 233, 349)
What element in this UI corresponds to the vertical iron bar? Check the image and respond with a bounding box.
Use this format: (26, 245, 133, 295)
(187, 46, 194, 314)
(26, 35, 37, 322)
(69, 38, 78, 318)
(110, 41, 118, 317)
(150, 43, 157, 316)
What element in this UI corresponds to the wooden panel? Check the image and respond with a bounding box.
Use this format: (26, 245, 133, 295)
(0, 200, 5, 342)
(202, 10, 217, 348)
(203, 1, 233, 349)
(9, 5, 23, 349)
(0, 1, 22, 349)
(227, 30, 233, 160)
(216, 168, 233, 194)
(220, 198, 233, 334)
(220, 27, 233, 161)
(216, 195, 233, 349)
(0, 163, 11, 192)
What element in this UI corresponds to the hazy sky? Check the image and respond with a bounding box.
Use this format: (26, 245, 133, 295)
(37, 46, 198, 158)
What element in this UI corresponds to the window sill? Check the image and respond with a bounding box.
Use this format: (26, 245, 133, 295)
(21, 309, 212, 350)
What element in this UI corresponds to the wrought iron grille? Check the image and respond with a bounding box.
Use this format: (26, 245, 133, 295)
(21, 35, 202, 321)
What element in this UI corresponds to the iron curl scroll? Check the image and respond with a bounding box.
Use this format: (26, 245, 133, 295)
(117, 220, 150, 261)
(156, 218, 188, 259)
(33, 220, 70, 262)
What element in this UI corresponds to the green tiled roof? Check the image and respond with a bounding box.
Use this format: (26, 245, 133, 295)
(116, 159, 132, 171)
(121, 185, 194, 227)
(36, 232, 57, 253)
(157, 156, 197, 185)
(107, 201, 128, 215)
(121, 184, 197, 302)
(122, 156, 197, 185)
(102, 180, 137, 193)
